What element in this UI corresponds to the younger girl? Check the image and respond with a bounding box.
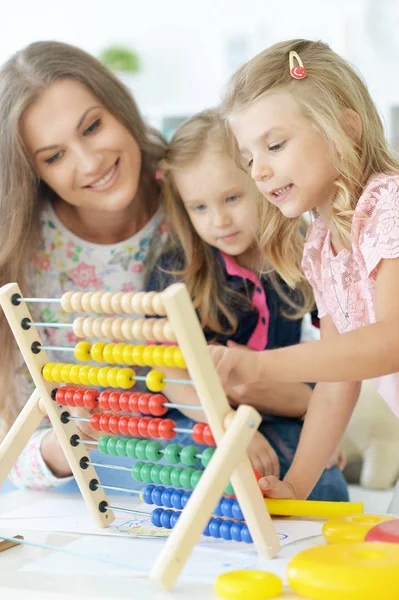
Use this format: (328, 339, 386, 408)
(210, 39, 399, 501)
(147, 108, 348, 499)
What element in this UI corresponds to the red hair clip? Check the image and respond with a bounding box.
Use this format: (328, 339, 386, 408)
(289, 50, 306, 80)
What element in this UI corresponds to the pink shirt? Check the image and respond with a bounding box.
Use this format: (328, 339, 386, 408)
(302, 173, 399, 416)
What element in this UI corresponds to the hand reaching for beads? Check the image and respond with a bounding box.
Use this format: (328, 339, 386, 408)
(247, 431, 280, 478)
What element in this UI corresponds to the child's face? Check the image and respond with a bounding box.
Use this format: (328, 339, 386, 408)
(228, 92, 338, 220)
(174, 150, 259, 262)
(21, 79, 141, 214)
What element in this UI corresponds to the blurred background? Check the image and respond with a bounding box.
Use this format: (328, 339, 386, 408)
(1, 0, 398, 142)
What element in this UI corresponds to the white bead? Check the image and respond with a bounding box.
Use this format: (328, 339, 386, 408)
(131, 292, 146, 314)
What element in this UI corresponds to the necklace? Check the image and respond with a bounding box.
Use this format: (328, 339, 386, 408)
(329, 261, 351, 329)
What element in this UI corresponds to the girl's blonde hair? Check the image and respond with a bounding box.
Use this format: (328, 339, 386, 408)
(222, 38, 399, 288)
(0, 41, 166, 435)
(160, 108, 310, 338)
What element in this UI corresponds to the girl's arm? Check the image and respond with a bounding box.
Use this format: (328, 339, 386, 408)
(211, 257, 399, 385)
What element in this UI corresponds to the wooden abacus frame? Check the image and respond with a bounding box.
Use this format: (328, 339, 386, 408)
(0, 282, 280, 590)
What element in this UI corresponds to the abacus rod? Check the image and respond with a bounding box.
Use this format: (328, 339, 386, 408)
(67, 418, 200, 439)
(29, 322, 72, 328)
(87, 461, 132, 472)
(106, 505, 150, 516)
(17, 297, 61, 303)
(96, 483, 139, 494)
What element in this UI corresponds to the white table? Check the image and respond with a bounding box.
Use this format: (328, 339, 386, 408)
(0, 490, 328, 599)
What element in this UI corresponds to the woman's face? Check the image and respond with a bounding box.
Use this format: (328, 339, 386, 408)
(21, 79, 142, 213)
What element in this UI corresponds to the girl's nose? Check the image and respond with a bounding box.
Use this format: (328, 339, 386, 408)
(252, 158, 273, 182)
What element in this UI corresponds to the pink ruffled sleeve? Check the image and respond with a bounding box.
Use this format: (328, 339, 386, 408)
(301, 219, 328, 319)
(357, 177, 399, 275)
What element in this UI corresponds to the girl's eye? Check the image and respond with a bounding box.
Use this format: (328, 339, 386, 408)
(84, 118, 101, 135)
(45, 150, 65, 165)
(226, 195, 239, 203)
(193, 204, 206, 212)
(247, 158, 253, 168)
(269, 141, 286, 152)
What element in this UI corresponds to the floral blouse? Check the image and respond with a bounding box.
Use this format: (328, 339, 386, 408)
(8, 200, 168, 489)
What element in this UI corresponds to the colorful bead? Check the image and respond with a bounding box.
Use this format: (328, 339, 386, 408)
(146, 370, 166, 392)
(170, 467, 184, 488)
(148, 394, 167, 417)
(98, 390, 111, 410)
(158, 418, 176, 440)
(173, 347, 186, 368)
(190, 470, 202, 488)
(106, 437, 119, 456)
(107, 367, 120, 388)
(150, 464, 163, 485)
(200, 447, 215, 467)
(135, 439, 149, 461)
(152, 345, 165, 367)
(126, 438, 139, 458)
(98, 436, 111, 454)
(103, 343, 116, 365)
(159, 465, 173, 486)
(164, 443, 181, 464)
(78, 365, 91, 386)
(112, 343, 126, 365)
(60, 364, 73, 383)
(131, 462, 145, 481)
(163, 346, 176, 368)
(98, 367, 111, 388)
(132, 345, 146, 367)
(74, 341, 92, 362)
(180, 445, 199, 466)
(141, 463, 154, 484)
(88, 366, 100, 386)
(91, 342, 106, 363)
(116, 367, 135, 389)
(122, 344, 135, 365)
(143, 345, 156, 367)
(179, 468, 195, 489)
(146, 441, 163, 462)
(116, 438, 128, 456)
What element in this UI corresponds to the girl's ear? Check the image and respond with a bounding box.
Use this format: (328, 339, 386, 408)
(341, 109, 362, 145)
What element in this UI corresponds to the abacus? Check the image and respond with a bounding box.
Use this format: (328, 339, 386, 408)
(0, 283, 280, 590)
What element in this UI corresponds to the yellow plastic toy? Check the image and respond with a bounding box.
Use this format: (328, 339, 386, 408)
(288, 542, 399, 600)
(214, 570, 283, 599)
(322, 513, 395, 544)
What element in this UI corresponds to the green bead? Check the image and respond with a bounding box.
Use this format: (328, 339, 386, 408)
(116, 438, 128, 456)
(107, 437, 119, 456)
(200, 447, 215, 468)
(141, 462, 154, 484)
(126, 438, 139, 458)
(224, 481, 234, 495)
(170, 467, 183, 487)
(146, 441, 163, 462)
(180, 445, 199, 467)
(163, 443, 182, 465)
(150, 464, 163, 484)
(190, 469, 202, 488)
(179, 468, 195, 489)
(131, 461, 145, 481)
(160, 465, 173, 485)
(98, 435, 111, 454)
(135, 439, 149, 461)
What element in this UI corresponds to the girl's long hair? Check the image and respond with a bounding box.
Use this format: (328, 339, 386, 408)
(221, 38, 399, 289)
(0, 41, 165, 435)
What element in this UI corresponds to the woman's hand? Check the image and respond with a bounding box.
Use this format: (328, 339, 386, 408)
(247, 431, 280, 478)
(258, 475, 297, 499)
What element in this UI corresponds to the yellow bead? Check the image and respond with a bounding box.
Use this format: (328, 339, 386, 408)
(163, 346, 176, 368)
(112, 343, 126, 365)
(173, 347, 186, 368)
(143, 345, 156, 367)
(132, 344, 146, 367)
(91, 342, 107, 363)
(116, 367, 135, 389)
(60, 364, 73, 383)
(152, 345, 166, 367)
(214, 571, 282, 600)
(107, 367, 120, 388)
(98, 367, 111, 387)
(52, 363, 65, 383)
(103, 343, 116, 365)
(122, 344, 135, 365)
(78, 365, 92, 386)
(88, 366, 100, 386)
(68, 364, 81, 384)
(74, 341, 92, 362)
(146, 370, 166, 392)
(42, 362, 56, 382)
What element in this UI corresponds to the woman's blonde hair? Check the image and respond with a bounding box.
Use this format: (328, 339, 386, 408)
(0, 41, 165, 434)
(222, 38, 399, 288)
(160, 108, 310, 338)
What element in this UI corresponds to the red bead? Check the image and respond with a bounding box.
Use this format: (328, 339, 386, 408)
(192, 422, 205, 444)
(83, 389, 98, 410)
(109, 414, 121, 434)
(147, 417, 162, 438)
(119, 392, 131, 412)
(118, 415, 130, 436)
(63, 388, 76, 406)
(138, 393, 152, 414)
(138, 416, 151, 437)
(99, 413, 111, 432)
(55, 388, 67, 405)
(158, 418, 176, 440)
(148, 394, 167, 416)
(128, 392, 141, 413)
(203, 425, 216, 446)
(128, 416, 139, 437)
(99, 390, 111, 410)
(75, 389, 86, 407)
(109, 391, 122, 412)
(90, 413, 101, 431)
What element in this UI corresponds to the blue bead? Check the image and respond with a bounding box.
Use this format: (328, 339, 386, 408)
(160, 509, 174, 529)
(151, 507, 163, 527)
(143, 484, 155, 505)
(220, 521, 232, 540)
(230, 522, 243, 542)
(232, 500, 244, 520)
(241, 524, 252, 544)
(213, 500, 223, 517)
(170, 511, 181, 528)
(171, 490, 184, 510)
(209, 518, 223, 538)
(181, 491, 191, 508)
(161, 488, 174, 508)
(221, 497, 234, 519)
(152, 485, 165, 506)
(203, 522, 211, 536)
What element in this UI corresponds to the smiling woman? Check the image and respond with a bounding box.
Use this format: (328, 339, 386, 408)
(0, 41, 169, 490)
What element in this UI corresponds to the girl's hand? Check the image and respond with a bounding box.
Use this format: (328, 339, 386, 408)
(258, 475, 297, 499)
(326, 448, 347, 471)
(247, 431, 280, 478)
(209, 345, 257, 389)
